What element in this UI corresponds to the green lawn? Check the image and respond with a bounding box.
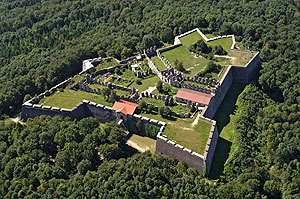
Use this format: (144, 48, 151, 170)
(142, 98, 190, 114)
(162, 46, 210, 76)
(209, 37, 233, 52)
(39, 89, 112, 109)
(119, 68, 136, 79)
(231, 50, 255, 66)
(89, 83, 131, 96)
(179, 31, 202, 46)
(208, 83, 246, 179)
(95, 58, 119, 70)
(150, 56, 167, 71)
(127, 134, 156, 153)
(71, 75, 85, 84)
(163, 117, 212, 155)
(131, 75, 160, 92)
(109, 76, 133, 87)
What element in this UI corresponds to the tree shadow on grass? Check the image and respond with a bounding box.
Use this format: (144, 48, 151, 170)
(208, 137, 232, 179)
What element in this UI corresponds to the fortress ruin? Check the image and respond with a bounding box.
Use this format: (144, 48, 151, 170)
(21, 28, 260, 175)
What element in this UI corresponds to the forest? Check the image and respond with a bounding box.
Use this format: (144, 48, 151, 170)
(0, 0, 299, 198)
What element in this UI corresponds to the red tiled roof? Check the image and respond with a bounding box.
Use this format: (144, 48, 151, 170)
(175, 88, 213, 105)
(112, 99, 139, 115)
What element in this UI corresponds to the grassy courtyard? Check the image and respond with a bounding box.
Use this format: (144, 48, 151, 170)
(140, 111, 213, 155)
(163, 116, 212, 155)
(130, 75, 160, 92)
(95, 58, 119, 70)
(162, 45, 211, 76)
(142, 97, 190, 114)
(180, 31, 202, 46)
(162, 31, 254, 78)
(150, 56, 167, 71)
(39, 89, 112, 109)
(209, 37, 233, 52)
(231, 50, 256, 66)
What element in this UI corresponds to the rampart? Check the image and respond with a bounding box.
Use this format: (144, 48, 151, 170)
(174, 28, 236, 50)
(203, 52, 260, 118)
(155, 116, 218, 174)
(157, 44, 182, 53)
(21, 100, 117, 123)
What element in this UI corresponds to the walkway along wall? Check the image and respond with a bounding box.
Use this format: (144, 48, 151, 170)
(155, 117, 218, 175)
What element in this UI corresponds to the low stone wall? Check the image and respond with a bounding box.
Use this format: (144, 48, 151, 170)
(21, 100, 117, 123)
(91, 64, 121, 78)
(133, 114, 166, 128)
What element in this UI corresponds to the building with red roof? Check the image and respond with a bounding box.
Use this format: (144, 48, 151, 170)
(175, 88, 213, 106)
(112, 99, 139, 115)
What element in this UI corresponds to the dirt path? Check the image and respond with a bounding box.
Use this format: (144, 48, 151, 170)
(191, 113, 200, 127)
(214, 55, 234, 59)
(144, 86, 156, 93)
(10, 113, 26, 125)
(126, 140, 148, 152)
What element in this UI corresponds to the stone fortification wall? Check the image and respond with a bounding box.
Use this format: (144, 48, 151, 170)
(82, 57, 102, 71)
(155, 117, 218, 175)
(203, 66, 233, 118)
(231, 52, 260, 82)
(156, 135, 206, 173)
(174, 28, 236, 50)
(133, 114, 166, 128)
(203, 52, 260, 118)
(21, 100, 117, 123)
(144, 51, 164, 81)
(157, 44, 182, 53)
(203, 118, 219, 174)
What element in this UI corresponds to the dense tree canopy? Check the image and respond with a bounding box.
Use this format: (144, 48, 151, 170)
(0, 0, 300, 198)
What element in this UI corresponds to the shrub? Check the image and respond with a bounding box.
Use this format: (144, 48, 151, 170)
(189, 39, 212, 54)
(136, 79, 142, 85)
(156, 81, 163, 92)
(213, 45, 227, 55)
(145, 123, 159, 138)
(160, 106, 172, 118)
(174, 59, 185, 72)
